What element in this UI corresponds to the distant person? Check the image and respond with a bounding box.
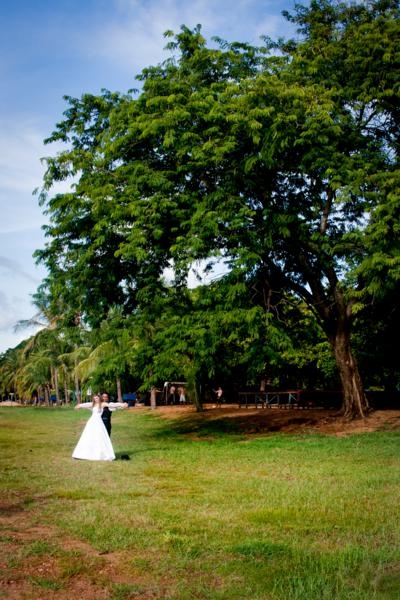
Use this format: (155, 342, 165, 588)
(213, 386, 225, 406)
(178, 386, 186, 404)
(167, 386, 178, 405)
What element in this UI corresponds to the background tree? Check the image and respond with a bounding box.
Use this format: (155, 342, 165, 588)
(353, 282, 400, 391)
(35, 2, 400, 418)
(36, 91, 141, 330)
(73, 307, 139, 399)
(0, 346, 23, 401)
(116, 3, 398, 417)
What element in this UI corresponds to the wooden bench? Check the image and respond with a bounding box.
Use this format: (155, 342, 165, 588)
(238, 390, 302, 409)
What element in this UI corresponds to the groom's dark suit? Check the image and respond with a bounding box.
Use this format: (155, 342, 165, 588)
(101, 404, 112, 437)
(101, 393, 112, 437)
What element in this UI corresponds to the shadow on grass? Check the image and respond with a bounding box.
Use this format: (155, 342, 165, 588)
(148, 409, 322, 439)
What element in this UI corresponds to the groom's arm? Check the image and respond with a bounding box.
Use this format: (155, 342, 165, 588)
(108, 402, 128, 411)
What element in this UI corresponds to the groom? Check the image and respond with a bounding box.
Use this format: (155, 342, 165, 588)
(101, 392, 112, 437)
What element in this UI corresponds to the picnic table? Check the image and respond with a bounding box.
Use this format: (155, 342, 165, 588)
(238, 390, 302, 409)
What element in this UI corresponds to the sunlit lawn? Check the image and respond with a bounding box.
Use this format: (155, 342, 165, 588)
(1, 405, 399, 599)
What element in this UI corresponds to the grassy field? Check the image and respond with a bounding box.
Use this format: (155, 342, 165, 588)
(0, 405, 399, 599)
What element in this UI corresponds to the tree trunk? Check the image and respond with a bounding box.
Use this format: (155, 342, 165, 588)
(64, 381, 69, 404)
(44, 385, 50, 405)
(53, 366, 60, 405)
(150, 386, 157, 409)
(332, 328, 369, 419)
(63, 366, 69, 404)
(188, 372, 203, 412)
(74, 372, 81, 403)
(116, 378, 123, 402)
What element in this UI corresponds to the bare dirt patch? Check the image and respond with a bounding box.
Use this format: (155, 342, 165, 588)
(0, 505, 159, 600)
(153, 404, 400, 437)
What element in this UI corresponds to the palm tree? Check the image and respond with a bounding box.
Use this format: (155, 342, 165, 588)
(75, 310, 139, 400)
(0, 346, 23, 401)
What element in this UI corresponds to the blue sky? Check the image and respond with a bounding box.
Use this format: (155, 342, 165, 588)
(0, 0, 297, 353)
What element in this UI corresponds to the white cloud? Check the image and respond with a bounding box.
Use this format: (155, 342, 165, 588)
(78, 0, 294, 76)
(0, 261, 44, 352)
(0, 256, 41, 285)
(0, 119, 69, 235)
(0, 120, 47, 194)
(0, 286, 36, 332)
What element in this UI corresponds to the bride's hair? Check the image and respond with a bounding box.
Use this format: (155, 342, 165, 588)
(92, 394, 101, 406)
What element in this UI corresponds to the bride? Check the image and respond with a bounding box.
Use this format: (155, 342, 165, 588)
(72, 394, 127, 461)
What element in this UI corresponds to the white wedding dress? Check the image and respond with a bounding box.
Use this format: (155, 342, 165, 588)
(72, 405, 116, 461)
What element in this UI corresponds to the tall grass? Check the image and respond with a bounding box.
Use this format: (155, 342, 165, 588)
(1, 406, 399, 599)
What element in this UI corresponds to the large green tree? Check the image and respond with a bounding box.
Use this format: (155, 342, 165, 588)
(36, 1, 400, 418)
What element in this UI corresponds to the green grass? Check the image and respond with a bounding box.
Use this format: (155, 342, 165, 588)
(0, 406, 399, 599)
